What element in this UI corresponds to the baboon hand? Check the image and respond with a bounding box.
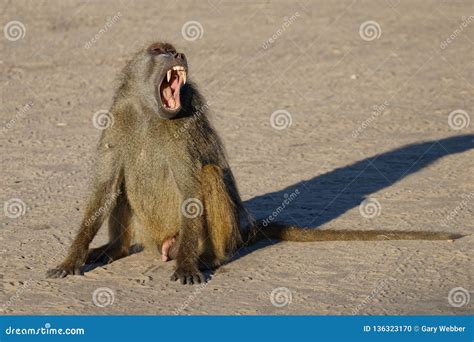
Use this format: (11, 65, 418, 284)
(170, 264, 204, 285)
(46, 262, 83, 279)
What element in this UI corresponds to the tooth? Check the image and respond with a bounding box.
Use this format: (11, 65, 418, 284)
(166, 70, 171, 82)
(183, 71, 186, 84)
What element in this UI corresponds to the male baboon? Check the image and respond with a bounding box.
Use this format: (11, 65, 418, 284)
(47, 42, 462, 284)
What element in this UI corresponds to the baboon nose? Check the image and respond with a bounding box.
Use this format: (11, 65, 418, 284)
(175, 52, 185, 60)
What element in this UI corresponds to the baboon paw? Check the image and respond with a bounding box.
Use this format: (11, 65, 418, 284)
(170, 267, 204, 285)
(46, 264, 83, 278)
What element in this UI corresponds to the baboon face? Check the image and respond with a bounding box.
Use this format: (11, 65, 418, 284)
(148, 42, 188, 119)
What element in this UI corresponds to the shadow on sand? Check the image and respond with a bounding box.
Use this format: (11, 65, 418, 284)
(234, 134, 474, 258)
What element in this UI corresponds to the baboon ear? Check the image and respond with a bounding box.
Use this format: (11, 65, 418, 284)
(148, 43, 165, 55)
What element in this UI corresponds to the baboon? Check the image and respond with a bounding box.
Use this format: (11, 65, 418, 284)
(47, 42, 462, 284)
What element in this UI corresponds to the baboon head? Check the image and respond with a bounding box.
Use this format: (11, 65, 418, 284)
(123, 42, 190, 120)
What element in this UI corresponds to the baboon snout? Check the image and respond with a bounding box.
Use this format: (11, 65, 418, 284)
(174, 52, 186, 61)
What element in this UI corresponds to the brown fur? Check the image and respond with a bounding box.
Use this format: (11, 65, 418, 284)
(47, 42, 463, 284)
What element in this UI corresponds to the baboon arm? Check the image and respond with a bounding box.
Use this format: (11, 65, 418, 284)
(169, 163, 205, 284)
(47, 137, 123, 277)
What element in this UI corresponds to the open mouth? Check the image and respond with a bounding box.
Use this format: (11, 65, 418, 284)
(159, 65, 187, 111)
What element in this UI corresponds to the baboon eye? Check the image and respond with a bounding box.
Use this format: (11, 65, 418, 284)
(149, 45, 167, 55)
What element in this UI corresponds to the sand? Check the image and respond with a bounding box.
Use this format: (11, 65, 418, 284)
(1, 0, 473, 315)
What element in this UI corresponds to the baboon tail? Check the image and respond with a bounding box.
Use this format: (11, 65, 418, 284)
(242, 222, 464, 243)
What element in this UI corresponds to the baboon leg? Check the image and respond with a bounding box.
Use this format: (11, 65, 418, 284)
(200, 164, 241, 268)
(86, 194, 133, 264)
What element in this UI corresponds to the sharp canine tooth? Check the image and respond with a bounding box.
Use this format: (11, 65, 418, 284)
(183, 71, 187, 84)
(166, 70, 171, 82)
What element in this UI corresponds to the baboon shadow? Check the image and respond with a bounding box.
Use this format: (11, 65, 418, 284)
(235, 134, 474, 259)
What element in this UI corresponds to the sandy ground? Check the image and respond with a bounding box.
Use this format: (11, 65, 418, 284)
(1, 0, 473, 315)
